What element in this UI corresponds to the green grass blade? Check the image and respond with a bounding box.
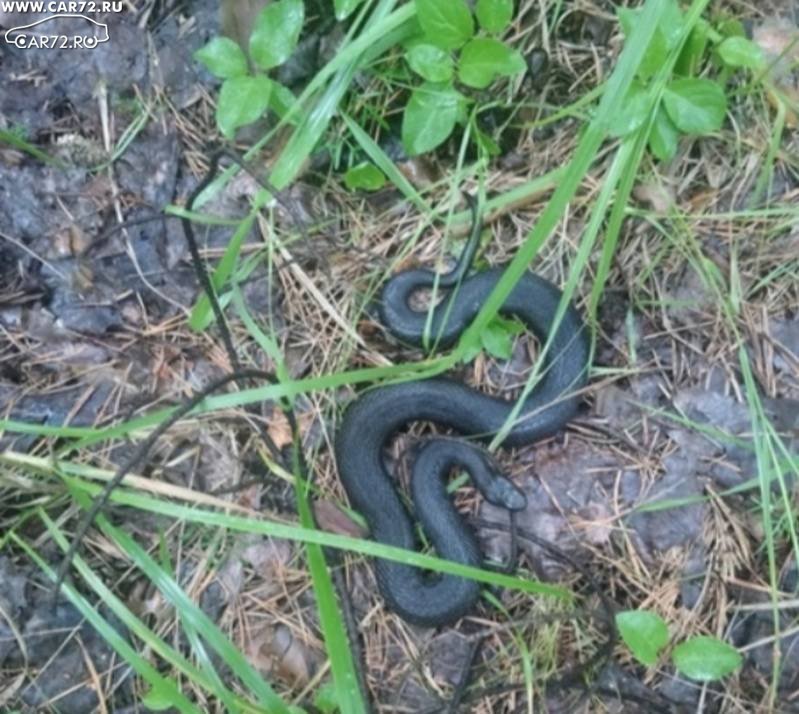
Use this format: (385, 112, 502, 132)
(36, 510, 262, 710)
(231, 283, 290, 383)
(30, 461, 572, 600)
(188, 213, 257, 331)
(294, 469, 366, 714)
(62, 484, 293, 713)
(0, 129, 66, 167)
(341, 111, 428, 211)
(457, 0, 673, 354)
(10, 529, 204, 714)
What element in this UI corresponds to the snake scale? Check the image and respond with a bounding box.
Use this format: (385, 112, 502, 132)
(335, 198, 590, 627)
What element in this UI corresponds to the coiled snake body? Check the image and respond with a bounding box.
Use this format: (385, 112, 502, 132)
(336, 204, 590, 627)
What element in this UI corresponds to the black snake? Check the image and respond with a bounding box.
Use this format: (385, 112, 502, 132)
(335, 198, 590, 626)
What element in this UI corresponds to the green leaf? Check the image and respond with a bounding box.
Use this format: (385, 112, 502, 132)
(402, 82, 463, 156)
(334, 0, 366, 21)
(406, 43, 454, 82)
(480, 316, 525, 360)
(719, 18, 746, 39)
(657, 0, 685, 48)
(637, 32, 668, 80)
(617, 0, 683, 48)
(461, 342, 481, 363)
(481, 322, 513, 360)
(672, 636, 743, 681)
(496, 314, 526, 335)
(344, 162, 386, 191)
(458, 38, 526, 89)
(266, 79, 298, 121)
(215, 76, 272, 139)
(617, 5, 670, 80)
(648, 106, 680, 161)
(610, 83, 649, 137)
(249, 0, 305, 71)
(675, 18, 709, 76)
(616, 610, 669, 666)
(193, 37, 248, 79)
(415, 0, 474, 50)
(617, 0, 684, 80)
(475, 0, 514, 34)
(717, 36, 766, 70)
(663, 78, 727, 134)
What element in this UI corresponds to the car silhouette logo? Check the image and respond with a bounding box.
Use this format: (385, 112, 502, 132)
(4, 14, 110, 49)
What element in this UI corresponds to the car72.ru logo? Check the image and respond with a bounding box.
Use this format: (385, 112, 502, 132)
(4, 13, 110, 49)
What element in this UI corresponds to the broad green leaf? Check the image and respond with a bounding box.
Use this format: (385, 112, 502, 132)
(673, 636, 743, 681)
(334, 0, 366, 21)
(415, 0, 474, 50)
(475, 0, 514, 34)
(406, 43, 454, 82)
(481, 322, 513, 360)
(460, 332, 482, 363)
(193, 37, 248, 79)
(675, 18, 709, 76)
(616, 610, 669, 666)
(249, 0, 305, 70)
(637, 30, 668, 81)
(344, 162, 386, 191)
(216, 76, 272, 138)
(402, 82, 463, 155)
(657, 0, 686, 48)
(458, 38, 525, 89)
(648, 106, 680, 161)
(719, 18, 746, 39)
(717, 36, 766, 70)
(481, 316, 525, 360)
(610, 83, 649, 137)
(663, 78, 727, 134)
(266, 79, 298, 121)
(266, 3, 416, 191)
(617, 0, 683, 47)
(495, 314, 526, 335)
(617, 0, 684, 80)
(617, 5, 672, 81)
